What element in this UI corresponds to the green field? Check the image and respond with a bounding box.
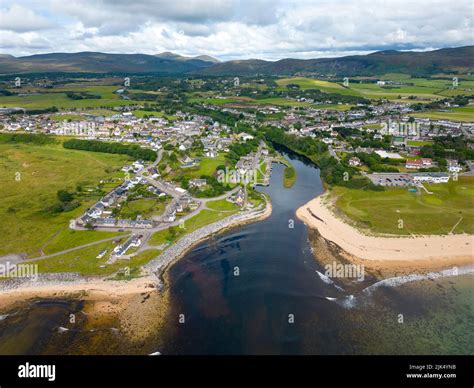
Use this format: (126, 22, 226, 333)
(0, 142, 129, 257)
(36, 240, 160, 276)
(118, 198, 168, 219)
(277, 77, 346, 92)
(256, 160, 267, 183)
(275, 76, 474, 101)
(409, 106, 474, 122)
(407, 140, 434, 146)
(181, 209, 239, 231)
(206, 198, 240, 211)
(50, 114, 84, 121)
(0, 85, 144, 110)
(331, 177, 474, 235)
(132, 110, 177, 120)
(315, 104, 354, 111)
(149, 207, 239, 247)
(188, 97, 248, 105)
(184, 154, 226, 178)
(254, 97, 311, 107)
(42, 229, 128, 256)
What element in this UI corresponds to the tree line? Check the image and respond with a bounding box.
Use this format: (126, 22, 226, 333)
(63, 139, 157, 161)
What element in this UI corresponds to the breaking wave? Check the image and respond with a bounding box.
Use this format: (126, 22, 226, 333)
(326, 265, 474, 309)
(362, 265, 474, 295)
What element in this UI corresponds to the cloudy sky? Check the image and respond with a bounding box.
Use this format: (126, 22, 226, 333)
(0, 0, 472, 60)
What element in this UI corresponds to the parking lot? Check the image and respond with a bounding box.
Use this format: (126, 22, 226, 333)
(367, 173, 415, 187)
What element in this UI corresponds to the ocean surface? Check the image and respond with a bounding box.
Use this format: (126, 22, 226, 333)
(0, 149, 472, 355)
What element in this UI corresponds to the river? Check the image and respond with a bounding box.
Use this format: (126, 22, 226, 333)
(157, 149, 473, 355)
(0, 149, 472, 354)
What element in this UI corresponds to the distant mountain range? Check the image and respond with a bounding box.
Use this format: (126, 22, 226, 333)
(154, 52, 220, 63)
(1, 46, 472, 76)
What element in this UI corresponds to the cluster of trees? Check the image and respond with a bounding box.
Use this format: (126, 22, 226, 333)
(63, 139, 157, 161)
(353, 152, 401, 173)
(412, 95, 470, 111)
(9, 106, 59, 115)
(287, 88, 370, 105)
(264, 126, 327, 156)
(421, 136, 474, 162)
(263, 126, 381, 190)
(0, 133, 56, 144)
(48, 189, 79, 213)
(65, 91, 101, 100)
(177, 172, 230, 198)
(344, 133, 392, 150)
(226, 138, 260, 164)
(0, 88, 15, 96)
(192, 105, 240, 127)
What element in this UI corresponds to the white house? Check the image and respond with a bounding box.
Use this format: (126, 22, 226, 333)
(237, 132, 254, 141)
(412, 173, 450, 184)
(447, 160, 462, 173)
(349, 157, 361, 166)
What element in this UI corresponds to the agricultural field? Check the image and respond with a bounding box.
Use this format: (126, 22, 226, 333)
(331, 177, 474, 235)
(188, 96, 250, 105)
(346, 82, 440, 100)
(50, 114, 84, 121)
(189, 95, 311, 107)
(276, 77, 347, 92)
(0, 141, 129, 257)
(132, 110, 177, 120)
(0, 84, 145, 110)
(315, 104, 354, 111)
(275, 76, 474, 101)
(409, 106, 474, 122)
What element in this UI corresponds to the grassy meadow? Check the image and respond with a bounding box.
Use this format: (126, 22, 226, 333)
(331, 177, 474, 235)
(0, 141, 129, 257)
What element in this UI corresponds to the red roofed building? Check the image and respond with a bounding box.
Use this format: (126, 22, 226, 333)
(406, 158, 432, 169)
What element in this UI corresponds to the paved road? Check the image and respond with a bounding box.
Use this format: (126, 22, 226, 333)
(26, 235, 129, 262)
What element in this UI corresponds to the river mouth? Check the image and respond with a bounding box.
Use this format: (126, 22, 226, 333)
(157, 149, 473, 355)
(0, 149, 472, 355)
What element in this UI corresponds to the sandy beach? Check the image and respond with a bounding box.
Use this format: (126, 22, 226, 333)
(0, 197, 273, 337)
(0, 275, 155, 310)
(296, 193, 473, 272)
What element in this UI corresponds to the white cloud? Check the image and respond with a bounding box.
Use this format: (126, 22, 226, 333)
(0, 0, 472, 59)
(0, 4, 52, 32)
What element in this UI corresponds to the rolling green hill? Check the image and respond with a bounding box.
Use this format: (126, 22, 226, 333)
(198, 46, 474, 77)
(0, 51, 214, 75)
(1, 46, 472, 77)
